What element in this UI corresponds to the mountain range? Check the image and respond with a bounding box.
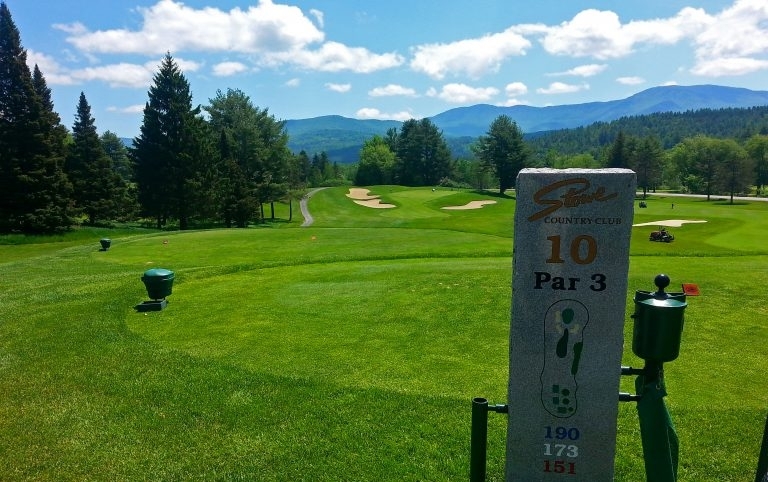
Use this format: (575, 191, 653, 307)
(285, 85, 768, 163)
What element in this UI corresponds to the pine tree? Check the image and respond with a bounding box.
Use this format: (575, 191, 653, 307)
(131, 53, 210, 229)
(65, 92, 125, 225)
(606, 131, 629, 168)
(0, 2, 73, 233)
(475, 115, 530, 194)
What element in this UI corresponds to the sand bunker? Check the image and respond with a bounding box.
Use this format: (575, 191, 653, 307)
(633, 219, 708, 228)
(353, 199, 396, 209)
(347, 188, 396, 209)
(346, 188, 379, 200)
(442, 200, 497, 210)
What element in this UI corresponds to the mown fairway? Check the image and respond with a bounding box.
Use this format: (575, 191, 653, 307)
(1, 186, 767, 481)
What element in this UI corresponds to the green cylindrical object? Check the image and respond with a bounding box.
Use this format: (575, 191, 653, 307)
(141, 268, 174, 300)
(632, 297, 687, 361)
(470, 397, 489, 482)
(100, 238, 111, 250)
(632, 275, 687, 362)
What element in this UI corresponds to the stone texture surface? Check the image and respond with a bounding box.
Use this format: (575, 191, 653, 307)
(506, 168, 636, 481)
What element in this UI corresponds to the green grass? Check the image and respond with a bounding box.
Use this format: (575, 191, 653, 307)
(1, 188, 767, 481)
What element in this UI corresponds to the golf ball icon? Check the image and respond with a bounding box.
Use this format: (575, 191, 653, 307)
(540, 299, 589, 418)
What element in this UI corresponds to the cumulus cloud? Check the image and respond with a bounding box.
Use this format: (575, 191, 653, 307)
(505, 82, 528, 97)
(53, 0, 401, 75)
(539, 8, 710, 59)
(427, 83, 500, 103)
(410, 29, 531, 79)
(616, 76, 645, 85)
(498, 98, 529, 107)
(368, 84, 417, 97)
(212, 61, 248, 77)
(325, 82, 351, 93)
(550, 64, 607, 77)
(26, 50, 76, 85)
(107, 104, 146, 114)
(536, 82, 589, 95)
(691, 57, 768, 76)
(34, 57, 202, 89)
(356, 108, 413, 121)
(691, 0, 768, 76)
(265, 42, 404, 73)
(57, 0, 324, 55)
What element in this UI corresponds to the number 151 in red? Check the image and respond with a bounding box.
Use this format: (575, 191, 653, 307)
(543, 460, 576, 475)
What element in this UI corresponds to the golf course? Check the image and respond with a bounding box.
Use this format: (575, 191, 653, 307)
(1, 185, 767, 481)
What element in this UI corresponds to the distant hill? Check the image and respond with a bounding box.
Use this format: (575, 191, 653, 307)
(285, 85, 768, 163)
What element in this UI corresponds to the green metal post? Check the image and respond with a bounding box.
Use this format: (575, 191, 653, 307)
(756, 413, 768, 482)
(636, 362, 679, 482)
(471, 397, 489, 482)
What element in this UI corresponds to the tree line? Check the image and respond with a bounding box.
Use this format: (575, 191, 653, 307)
(3, 0, 767, 235)
(0, 3, 346, 233)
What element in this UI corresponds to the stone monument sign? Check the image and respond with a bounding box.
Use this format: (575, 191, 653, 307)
(506, 168, 636, 481)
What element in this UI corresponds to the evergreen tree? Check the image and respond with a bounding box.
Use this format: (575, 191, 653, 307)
(131, 53, 211, 229)
(606, 131, 630, 168)
(101, 131, 133, 182)
(631, 136, 663, 198)
(391, 118, 452, 186)
(205, 88, 290, 226)
(0, 3, 73, 233)
(474, 115, 530, 194)
(65, 92, 126, 225)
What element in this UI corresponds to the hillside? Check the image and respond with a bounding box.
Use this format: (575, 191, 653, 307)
(285, 85, 768, 163)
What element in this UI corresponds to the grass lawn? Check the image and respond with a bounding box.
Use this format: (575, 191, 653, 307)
(1, 186, 766, 481)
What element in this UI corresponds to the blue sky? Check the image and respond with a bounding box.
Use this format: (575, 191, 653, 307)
(6, 0, 768, 138)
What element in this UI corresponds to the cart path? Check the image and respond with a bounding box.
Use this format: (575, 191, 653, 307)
(300, 187, 328, 227)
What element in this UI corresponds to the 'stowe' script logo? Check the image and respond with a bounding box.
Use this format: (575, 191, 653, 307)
(528, 178, 618, 221)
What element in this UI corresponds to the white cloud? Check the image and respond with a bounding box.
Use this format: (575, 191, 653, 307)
(427, 83, 500, 103)
(285, 78, 301, 87)
(107, 104, 145, 114)
(369, 84, 417, 97)
(309, 8, 324, 28)
(498, 98, 529, 107)
(536, 82, 589, 95)
(691, 57, 768, 76)
(325, 83, 351, 93)
(691, 0, 768, 76)
(505, 82, 528, 97)
(616, 76, 645, 85)
(26, 50, 76, 85)
(356, 108, 413, 121)
(539, 8, 711, 59)
(212, 61, 248, 77)
(47, 57, 202, 89)
(551, 64, 607, 77)
(70, 63, 155, 88)
(57, 0, 324, 55)
(265, 42, 404, 73)
(410, 29, 531, 79)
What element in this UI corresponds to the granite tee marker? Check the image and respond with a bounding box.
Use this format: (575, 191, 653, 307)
(506, 168, 636, 481)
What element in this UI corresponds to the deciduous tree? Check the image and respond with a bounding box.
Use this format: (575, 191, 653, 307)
(746, 135, 768, 195)
(355, 135, 395, 186)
